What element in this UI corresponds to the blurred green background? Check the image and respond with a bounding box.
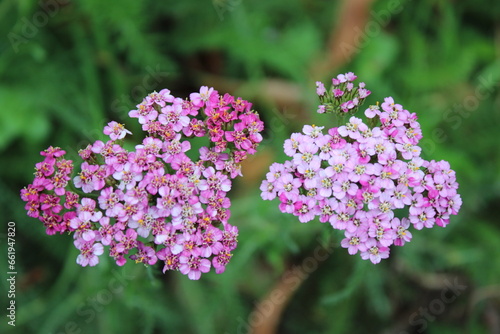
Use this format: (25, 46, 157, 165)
(1, 0, 499, 333)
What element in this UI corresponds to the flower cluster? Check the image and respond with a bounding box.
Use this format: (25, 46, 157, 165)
(316, 72, 371, 114)
(21, 87, 264, 279)
(20, 147, 78, 234)
(261, 73, 462, 264)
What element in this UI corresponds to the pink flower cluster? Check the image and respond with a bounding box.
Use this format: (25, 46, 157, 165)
(316, 72, 371, 114)
(261, 74, 462, 264)
(21, 87, 264, 280)
(20, 147, 78, 234)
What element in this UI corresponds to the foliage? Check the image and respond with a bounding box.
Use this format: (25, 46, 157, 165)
(1, 0, 499, 333)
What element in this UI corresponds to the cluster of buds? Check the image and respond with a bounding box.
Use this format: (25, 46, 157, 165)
(261, 73, 462, 263)
(21, 87, 264, 280)
(316, 72, 371, 114)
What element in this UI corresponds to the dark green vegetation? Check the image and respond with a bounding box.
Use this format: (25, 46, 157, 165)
(1, 0, 499, 333)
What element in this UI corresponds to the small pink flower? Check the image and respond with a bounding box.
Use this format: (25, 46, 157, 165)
(316, 81, 326, 96)
(360, 239, 389, 264)
(74, 239, 104, 267)
(103, 121, 132, 141)
(179, 255, 211, 280)
(190, 86, 214, 107)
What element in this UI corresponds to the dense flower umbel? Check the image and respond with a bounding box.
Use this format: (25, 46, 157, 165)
(21, 87, 264, 279)
(261, 73, 462, 264)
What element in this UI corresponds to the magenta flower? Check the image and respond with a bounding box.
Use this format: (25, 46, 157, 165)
(98, 187, 123, 217)
(129, 104, 158, 124)
(199, 167, 232, 196)
(341, 230, 368, 255)
(39, 194, 63, 214)
(212, 250, 233, 274)
(332, 173, 358, 200)
(179, 255, 211, 280)
(294, 196, 317, 223)
(103, 121, 132, 141)
(260, 180, 277, 200)
(278, 192, 300, 214)
(184, 118, 206, 137)
(316, 81, 326, 96)
(360, 239, 389, 264)
(74, 239, 104, 267)
(318, 197, 338, 223)
(115, 228, 138, 254)
(410, 206, 436, 230)
(158, 103, 190, 132)
(41, 146, 66, 158)
(338, 117, 365, 139)
(199, 226, 223, 257)
(130, 242, 158, 265)
(113, 163, 143, 190)
(140, 167, 169, 195)
(157, 248, 180, 272)
(293, 141, 319, 165)
(162, 138, 191, 163)
(275, 173, 301, 197)
(392, 218, 412, 246)
(228, 128, 252, 151)
(190, 86, 214, 107)
(73, 163, 102, 193)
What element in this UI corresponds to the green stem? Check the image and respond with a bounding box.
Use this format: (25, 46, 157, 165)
(331, 113, 348, 128)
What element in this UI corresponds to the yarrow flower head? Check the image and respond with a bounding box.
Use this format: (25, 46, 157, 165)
(21, 87, 264, 280)
(261, 72, 462, 264)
